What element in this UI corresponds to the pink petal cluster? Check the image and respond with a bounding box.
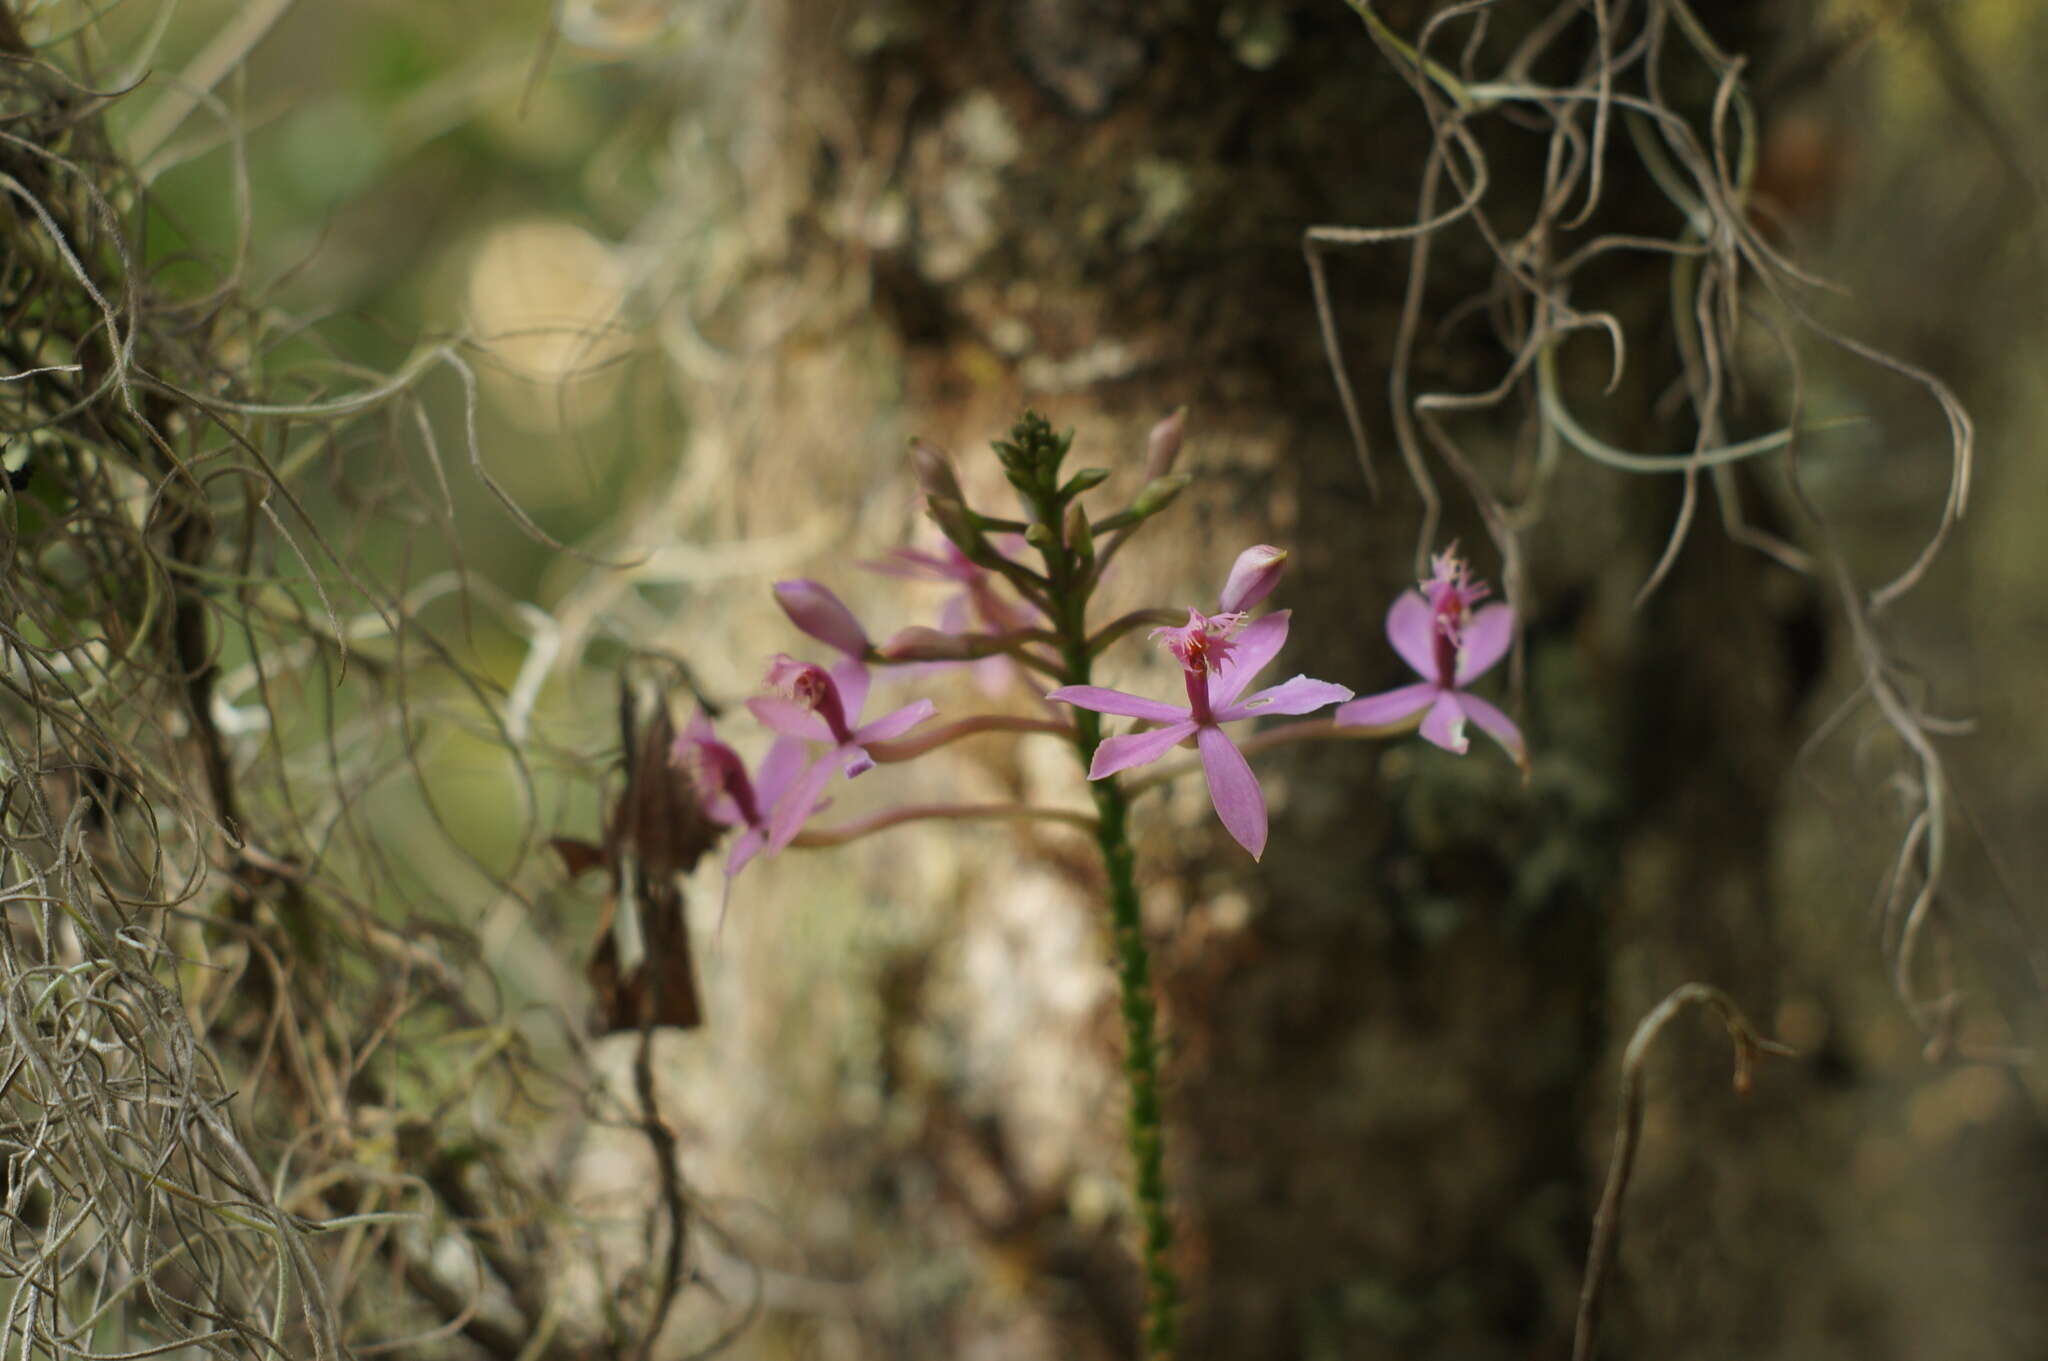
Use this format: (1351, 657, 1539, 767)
(665, 539, 1527, 899)
(670, 582, 934, 897)
(1335, 547, 1525, 768)
(1047, 550, 1352, 860)
(748, 652, 936, 848)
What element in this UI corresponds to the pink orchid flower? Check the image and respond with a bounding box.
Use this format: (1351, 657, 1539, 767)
(1334, 547, 1526, 768)
(1048, 607, 1352, 860)
(747, 655, 936, 849)
(866, 538, 1035, 694)
(673, 712, 814, 884)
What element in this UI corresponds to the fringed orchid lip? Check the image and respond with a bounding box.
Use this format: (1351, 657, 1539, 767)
(1150, 607, 1242, 675)
(1149, 608, 1249, 724)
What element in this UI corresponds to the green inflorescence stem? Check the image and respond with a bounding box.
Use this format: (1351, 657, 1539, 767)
(1055, 610, 1178, 1359)
(963, 411, 1181, 1356)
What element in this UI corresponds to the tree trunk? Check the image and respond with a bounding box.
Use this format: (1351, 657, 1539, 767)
(642, 3, 1955, 1359)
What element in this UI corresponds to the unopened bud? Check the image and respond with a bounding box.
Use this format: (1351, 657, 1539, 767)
(1128, 472, 1191, 519)
(1023, 522, 1057, 553)
(1060, 467, 1110, 498)
(1143, 407, 1187, 480)
(910, 438, 964, 505)
(1217, 544, 1288, 614)
(773, 580, 870, 657)
(928, 496, 997, 566)
(1065, 501, 1094, 564)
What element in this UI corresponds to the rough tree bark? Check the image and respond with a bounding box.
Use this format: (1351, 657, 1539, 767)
(644, 3, 2027, 1359)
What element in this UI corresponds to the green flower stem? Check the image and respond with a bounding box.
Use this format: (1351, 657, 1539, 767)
(1055, 616, 1179, 1360)
(953, 411, 1180, 1355)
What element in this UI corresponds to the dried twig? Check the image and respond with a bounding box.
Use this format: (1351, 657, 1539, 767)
(1573, 984, 1795, 1361)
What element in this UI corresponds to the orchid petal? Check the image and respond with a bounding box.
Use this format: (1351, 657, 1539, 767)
(829, 655, 870, 723)
(1209, 611, 1291, 708)
(1455, 603, 1514, 685)
(1420, 691, 1470, 754)
(774, 579, 871, 656)
(1456, 692, 1527, 769)
(938, 593, 972, 636)
(1386, 590, 1437, 680)
(1048, 685, 1191, 722)
(972, 653, 1014, 696)
(1196, 726, 1268, 860)
(747, 696, 831, 742)
(753, 738, 811, 805)
(717, 826, 769, 927)
(727, 827, 767, 880)
(855, 698, 938, 744)
(767, 755, 840, 852)
(1334, 682, 1439, 730)
(1219, 674, 1353, 721)
(1088, 721, 1200, 778)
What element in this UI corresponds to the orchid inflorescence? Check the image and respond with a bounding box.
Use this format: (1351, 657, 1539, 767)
(662, 409, 1530, 1359)
(669, 408, 1527, 886)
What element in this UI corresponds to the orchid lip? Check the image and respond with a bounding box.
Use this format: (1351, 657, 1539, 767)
(683, 737, 763, 828)
(713, 754, 763, 827)
(1152, 607, 1240, 677)
(768, 656, 857, 744)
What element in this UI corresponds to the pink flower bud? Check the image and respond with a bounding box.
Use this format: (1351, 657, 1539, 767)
(1143, 407, 1187, 480)
(772, 579, 870, 657)
(1218, 545, 1287, 614)
(910, 439, 964, 504)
